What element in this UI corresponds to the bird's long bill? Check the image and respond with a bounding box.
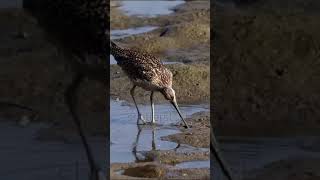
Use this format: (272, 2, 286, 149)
(171, 100, 189, 128)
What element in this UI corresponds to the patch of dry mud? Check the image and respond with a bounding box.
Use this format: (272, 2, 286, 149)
(214, 4, 320, 136)
(110, 161, 209, 180)
(161, 111, 210, 148)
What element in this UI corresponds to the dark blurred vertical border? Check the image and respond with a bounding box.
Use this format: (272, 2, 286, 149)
(0, 0, 110, 179)
(212, 0, 320, 180)
(106, 1, 111, 179)
(210, 0, 215, 179)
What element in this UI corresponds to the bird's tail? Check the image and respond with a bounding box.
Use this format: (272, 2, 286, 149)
(110, 40, 121, 57)
(110, 40, 118, 48)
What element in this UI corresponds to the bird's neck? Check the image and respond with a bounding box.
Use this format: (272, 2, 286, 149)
(110, 41, 123, 56)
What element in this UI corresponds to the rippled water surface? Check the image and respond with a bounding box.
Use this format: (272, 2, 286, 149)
(118, 0, 185, 17)
(110, 99, 209, 163)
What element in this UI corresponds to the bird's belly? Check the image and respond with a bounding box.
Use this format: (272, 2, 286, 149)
(132, 79, 161, 91)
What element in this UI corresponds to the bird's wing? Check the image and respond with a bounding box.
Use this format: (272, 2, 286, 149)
(116, 49, 164, 83)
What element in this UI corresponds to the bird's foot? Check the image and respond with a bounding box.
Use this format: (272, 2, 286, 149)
(137, 114, 146, 125)
(175, 123, 191, 129)
(147, 120, 158, 127)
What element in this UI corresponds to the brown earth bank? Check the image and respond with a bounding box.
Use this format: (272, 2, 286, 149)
(110, 0, 210, 62)
(110, 162, 209, 180)
(0, 9, 107, 135)
(214, 1, 320, 137)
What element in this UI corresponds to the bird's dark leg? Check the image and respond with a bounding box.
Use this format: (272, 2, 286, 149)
(150, 91, 155, 124)
(211, 129, 234, 180)
(130, 85, 146, 125)
(0, 101, 38, 119)
(151, 126, 156, 151)
(65, 72, 103, 180)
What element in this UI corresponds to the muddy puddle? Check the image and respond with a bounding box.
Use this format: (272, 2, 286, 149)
(110, 99, 209, 164)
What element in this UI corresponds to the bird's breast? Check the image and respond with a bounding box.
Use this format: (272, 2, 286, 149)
(132, 79, 162, 91)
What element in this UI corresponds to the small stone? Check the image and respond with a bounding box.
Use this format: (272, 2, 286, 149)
(16, 31, 29, 39)
(182, 173, 187, 176)
(116, 71, 120, 74)
(18, 115, 30, 127)
(115, 97, 120, 102)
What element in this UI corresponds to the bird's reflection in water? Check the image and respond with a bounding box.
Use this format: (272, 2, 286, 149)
(131, 125, 180, 163)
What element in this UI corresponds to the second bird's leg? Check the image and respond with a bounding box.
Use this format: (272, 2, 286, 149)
(130, 85, 146, 125)
(211, 129, 234, 180)
(65, 72, 102, 180)
(150, 91, 155, 124)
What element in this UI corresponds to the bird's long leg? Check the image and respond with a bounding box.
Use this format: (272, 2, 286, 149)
(0, 101, 38, 119)
(130, 85, 146, 125)
(132, 125, 142, 161)
(150, 91, 155, 124)
(151, 126, 156, 151)
(65, 72, 103, 180)
(211, 129, 234, 180)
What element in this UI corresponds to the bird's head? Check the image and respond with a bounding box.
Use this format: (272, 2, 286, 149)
(161, 87, 189, 128)
(161, 87, 176, 102)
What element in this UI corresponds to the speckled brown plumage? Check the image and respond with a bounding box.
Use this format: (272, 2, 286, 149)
(24, 0, 109, 61)
(111, 41, 172, 91)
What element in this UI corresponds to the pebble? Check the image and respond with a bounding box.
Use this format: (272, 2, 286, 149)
(18, 115, 31, 127)
(15, 31, 29, 39)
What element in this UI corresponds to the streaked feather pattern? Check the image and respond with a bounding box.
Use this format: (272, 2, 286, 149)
(111, 41, 173, 90)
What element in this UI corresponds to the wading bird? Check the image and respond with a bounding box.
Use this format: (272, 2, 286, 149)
(110, 41, 189, 128)
(23, 0, 108, 179)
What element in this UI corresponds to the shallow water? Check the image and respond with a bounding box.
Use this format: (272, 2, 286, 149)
(0, 121, 106, 180)
(175, 160, 210, 169)
(111, 26, 158, 40)
(110, 99, 209, 163)
(119, 0, 185, 17)
(212, 136, 320, 179)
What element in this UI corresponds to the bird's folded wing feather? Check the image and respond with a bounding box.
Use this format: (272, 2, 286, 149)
(115, 50, 164, 83)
